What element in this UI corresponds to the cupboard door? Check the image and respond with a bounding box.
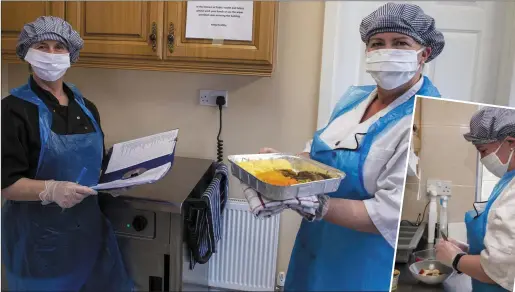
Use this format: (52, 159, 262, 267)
(65, 1, 163, 61)
(164, 1, 277, 75)
(1, 2, 65, 59)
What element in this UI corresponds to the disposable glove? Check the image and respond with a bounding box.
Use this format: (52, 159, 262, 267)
(39, 180, 97, 208)
(435, 240, 465, 267)
(449, 238, 470, 253)
(259, 147, 280, 154)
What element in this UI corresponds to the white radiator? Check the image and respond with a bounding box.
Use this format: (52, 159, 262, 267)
(208, 199, 281, 291)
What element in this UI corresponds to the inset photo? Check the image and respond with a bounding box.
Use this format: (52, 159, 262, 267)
(393, 97, 515, 291)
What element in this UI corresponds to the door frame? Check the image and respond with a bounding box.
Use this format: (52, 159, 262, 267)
(317, 1, 515, 129)
(499, 1, 515, 107)
(317, 1, 363, 129)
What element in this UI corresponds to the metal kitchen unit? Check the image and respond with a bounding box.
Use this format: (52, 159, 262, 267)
(99, 156, 216, 291)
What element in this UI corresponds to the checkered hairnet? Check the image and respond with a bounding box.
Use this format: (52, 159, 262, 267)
(464, 107, 515, 145)
(16, 16, 83, 63)
(360, 2, 445, 62)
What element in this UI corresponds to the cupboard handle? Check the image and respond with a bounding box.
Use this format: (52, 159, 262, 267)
(149, 22, 157, 52)
(167, 23, 175, 53)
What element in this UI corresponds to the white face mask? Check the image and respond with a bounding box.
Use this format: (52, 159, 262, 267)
(365, 48, 424, 90)
(24, 48, 70, 82)
(481, 140, 515, 178)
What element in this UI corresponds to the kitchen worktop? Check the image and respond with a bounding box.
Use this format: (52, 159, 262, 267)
(104, 156, 215, 212)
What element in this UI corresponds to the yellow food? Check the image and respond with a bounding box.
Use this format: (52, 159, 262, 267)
(237, 159, 334, 186)
(419, 268, 443, 276)
(237, 159, 293, 175)
(255, 170, 298, 186)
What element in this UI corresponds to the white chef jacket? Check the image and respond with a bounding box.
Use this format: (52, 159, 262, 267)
(303, 78, 424, 248)
(480, 177, 515, 290)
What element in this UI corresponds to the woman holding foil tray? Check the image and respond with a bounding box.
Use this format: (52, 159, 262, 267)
(1, 16, 133, 291)
(243, 3, 444, 291)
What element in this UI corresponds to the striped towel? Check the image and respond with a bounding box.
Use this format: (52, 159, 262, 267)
(189, 162, 229, 269)
(243, 187, 319, 222)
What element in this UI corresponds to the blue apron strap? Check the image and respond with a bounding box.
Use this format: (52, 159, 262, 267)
(357, 95, 415, 190)
(65, 83, 102, 134)
(10, 80, 53, 174)
(416, 76, 441, 97)
(328, 85, 376, 124)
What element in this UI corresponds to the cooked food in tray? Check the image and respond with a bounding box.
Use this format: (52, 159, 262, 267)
(236, 159, 335, 187)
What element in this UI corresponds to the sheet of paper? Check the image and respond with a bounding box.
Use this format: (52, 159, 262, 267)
(407, 150, 419, 178)
(185, 1, 254, 41)
(105, 129, 178, 174)
(92, 163, 171, 190)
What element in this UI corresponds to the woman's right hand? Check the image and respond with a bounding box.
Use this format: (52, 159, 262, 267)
(39, 180, 98, 208)
(259, 147, 280, 154)
(449, 238, 470, 253)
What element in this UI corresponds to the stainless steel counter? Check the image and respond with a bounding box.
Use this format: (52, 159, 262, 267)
(99, 156, 216, 291)
(110, 156, 215, 214)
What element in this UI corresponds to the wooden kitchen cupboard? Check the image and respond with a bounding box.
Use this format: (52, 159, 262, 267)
(1, 1, 278, 76)
(1, 2, 65, 57)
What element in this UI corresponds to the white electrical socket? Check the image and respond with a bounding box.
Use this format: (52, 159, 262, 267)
(199, 90, 228, 107)
(426, 179, 452, 197)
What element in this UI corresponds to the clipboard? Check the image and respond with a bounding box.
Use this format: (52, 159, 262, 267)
(91, 129, 178, 190)
(98, 148, 176, 184)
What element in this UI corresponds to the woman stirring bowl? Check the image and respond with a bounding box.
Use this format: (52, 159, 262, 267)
(245, 3, 445, 291)
(436, 107, 515, 292)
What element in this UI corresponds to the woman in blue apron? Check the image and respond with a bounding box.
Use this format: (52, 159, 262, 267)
(1, 16, 133, 291)
(255, 3, 444, 291)
(436, 107, 515, 292)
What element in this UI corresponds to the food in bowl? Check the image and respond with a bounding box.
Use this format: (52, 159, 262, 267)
(418, 268, 445, 276)
(409, 260, 453, 285)
(237, 160, 334, 186)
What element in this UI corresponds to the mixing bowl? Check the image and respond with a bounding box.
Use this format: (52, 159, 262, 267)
(409, 260, 453, 285)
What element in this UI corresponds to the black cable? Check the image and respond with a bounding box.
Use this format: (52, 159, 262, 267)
(416, 201, 431, 226)
(217, 107, 223, 162)
(216, 96, 226, 163)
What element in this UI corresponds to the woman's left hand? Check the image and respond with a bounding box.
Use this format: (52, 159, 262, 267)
(435, 240, 463, 267)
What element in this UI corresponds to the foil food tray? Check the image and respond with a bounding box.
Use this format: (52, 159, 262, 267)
(228, 153, 346, 201)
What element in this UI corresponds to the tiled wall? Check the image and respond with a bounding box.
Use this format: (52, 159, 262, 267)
(481, 166, 500, 201)
(403, 98, 480, 227)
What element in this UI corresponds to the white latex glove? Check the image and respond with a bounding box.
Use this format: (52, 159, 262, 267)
(39, 180, 98, 208)
(449, 238, 470, 253)
(259, 147, 280, 154)
(435, 240, 464, 267)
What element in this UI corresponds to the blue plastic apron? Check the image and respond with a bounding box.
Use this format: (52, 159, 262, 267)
(285, 76, 440, 291)
(1, 80, 134, 291)
(465, 169, 515, 292)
